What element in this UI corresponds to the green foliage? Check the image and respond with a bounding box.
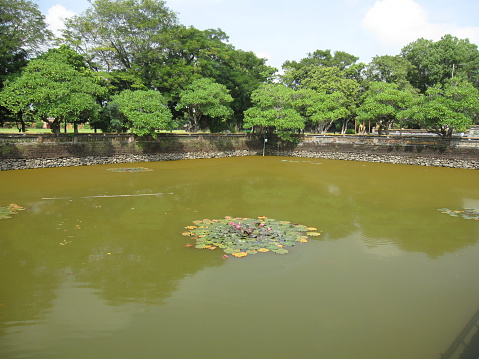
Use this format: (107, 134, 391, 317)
(0, 51, 105, 133)
(363, 55, 416, 91)
(4, 0, 479, 138)
(111, 90, 174, 136)
(62, 0, 178, 74)
(282, 50, 360, 89)
(281, 52, 361, 134)
(176, 78, 233, 132)
(243, 84, 305, 135)
(295, 89, 350, 133)
(0, 0, 53, 125)
(0, 0, 52, 60)
(357, 82, 416, 135)
(0, 204, 25, 220)
(400, 78, 479, 137)
(438, 208, 479, 221)
(401, 35, 479, 92)
(38, 45, 89, 72)
(182, 216, 321, 258)
(282, 49, 359, 87)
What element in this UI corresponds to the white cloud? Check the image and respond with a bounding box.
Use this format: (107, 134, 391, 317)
(45, 5, 75, 36)
(362, 0, 479, 48)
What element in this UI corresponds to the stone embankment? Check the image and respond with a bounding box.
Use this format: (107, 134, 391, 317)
(277, 150, 479, 170)
(1, 133, 478, 170)
(1, 148, 478, 170)
(0, 150, 256, 171)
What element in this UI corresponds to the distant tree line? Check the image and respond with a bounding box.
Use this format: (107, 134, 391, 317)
(1, 0, 479, 138)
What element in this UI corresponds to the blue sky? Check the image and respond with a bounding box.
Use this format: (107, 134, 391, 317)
(37, 0, 479, 70)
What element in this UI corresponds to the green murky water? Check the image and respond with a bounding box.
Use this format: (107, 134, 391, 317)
(1, 156, 478, 359)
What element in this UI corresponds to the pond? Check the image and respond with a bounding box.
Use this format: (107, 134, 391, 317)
(1, 156, 478, 359)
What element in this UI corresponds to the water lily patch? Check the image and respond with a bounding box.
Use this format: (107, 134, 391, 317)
(182, 216, 321, 258)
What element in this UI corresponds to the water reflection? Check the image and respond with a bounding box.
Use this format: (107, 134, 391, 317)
(0, 157, 478, 358)
(3, 277, 133, 353)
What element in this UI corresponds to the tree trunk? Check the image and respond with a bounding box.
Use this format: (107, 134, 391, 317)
(50, 119, 61, 134)
(17, 119, 26, 132)
(341, 119, 349, 134)
(188, 107, 200, 133)
(16, 111, 26, 132)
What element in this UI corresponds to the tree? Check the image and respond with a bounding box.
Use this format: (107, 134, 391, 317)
(0, 54, 105, 133)
(176, 78, 233, 132)
(400, 78, 479, 137)
(243, 84, 305, 136)
(401, 35, 479, 92)
(62, 1, 275, 130)
(293, 66, 360, 133)
(357, 82, 416, 135)
(38, 45, 91, 72)
(282, 49, 359, 89)
(295, 89, 351, 134)
(363, 55, 416, 91)
(0, 0, 53, 126)
(0, 0, 52, 81)
(209, 48, 276, 131)
(62, 0, 178, 75)
(111, 90, 174, 136)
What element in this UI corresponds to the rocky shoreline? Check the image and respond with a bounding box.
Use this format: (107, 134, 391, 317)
(280, 150, 479, 170)
(1, 148, 478, 171)
(0, 150, 256, 171)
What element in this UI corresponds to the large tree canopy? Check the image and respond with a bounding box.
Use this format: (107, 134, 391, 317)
(282, 50, 360, 88)
(0, 51, 105, 133)
(357, 82, 416, 135)
(176, 78, 233, 132)
(400, 78, 479, 137)
(0, 0, 53, 126)
(401, 35, 479, 92)
(363, 55, 416, 91)
(61, 0, 274, 131)
(62, 0, 178, 73)
(282, 59, 361, 134)
(111, 90, 174, 136)
(3, 0, 479, 138)
(243, 84, 305, 136)
(0, 0, 52, 58)
(295, 89, 351, 134)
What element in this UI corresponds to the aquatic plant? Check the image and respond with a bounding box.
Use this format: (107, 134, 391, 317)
(182, 216, 321, 258)
(106, 167, 153, 172)
(0, 204, 25, 219)
(438, 208, 479, 221)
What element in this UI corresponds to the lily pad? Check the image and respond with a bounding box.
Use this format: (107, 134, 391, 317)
(0, 204, 26, 220)
(181, 216, 321, 258)
(438, 208, 479, 221)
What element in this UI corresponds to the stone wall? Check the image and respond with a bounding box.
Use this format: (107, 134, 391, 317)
(280, 135, 479, 169)
(1, 133, 478, 170)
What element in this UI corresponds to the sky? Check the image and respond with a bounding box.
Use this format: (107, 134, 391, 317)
(37, 0, 479, 70)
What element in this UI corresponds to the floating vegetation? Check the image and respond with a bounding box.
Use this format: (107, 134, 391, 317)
(280, 160, 322, 165)
(182, 216, 321, 258)
(106, 167, 153, 173)
(438, 208, 479, 221)
(0, 204, 26, 220)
